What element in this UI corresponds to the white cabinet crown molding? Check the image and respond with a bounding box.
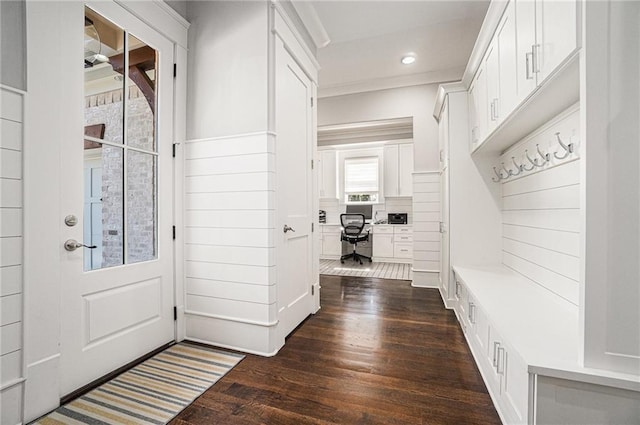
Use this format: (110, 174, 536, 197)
(290, 1, 330, 48)
(433, 82, 466, 122)
(461, 0, 510, 89)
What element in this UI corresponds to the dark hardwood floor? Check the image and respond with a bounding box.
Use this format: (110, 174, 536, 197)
(172, 275, 501, 425)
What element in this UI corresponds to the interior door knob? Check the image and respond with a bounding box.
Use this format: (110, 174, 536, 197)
(283, 225, 295, 233)
(64, 239, 97, 251)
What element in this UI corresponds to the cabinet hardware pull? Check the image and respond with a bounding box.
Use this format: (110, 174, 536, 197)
(497, 347, 506, 375)
(532, 44, 540, 73)
(490, 99, 495, 121)
(525, 51, 533, 80)
(493, 98, 499, 121)
(493, 341, 501, 367)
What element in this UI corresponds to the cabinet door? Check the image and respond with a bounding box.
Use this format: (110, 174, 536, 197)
(501, 340, 529, 425)
(383, 145, 399, 197)
(398, 144, 413, 196)
(497, 0, 517, 121)
(474, 65, 488, 145)
(487, 326, 504, 396)
(485, 39, 500, 133)
(373, 234, 394, 258)
(515, 0, 537, 103)
(320, 150, 337, 199)
(468, 78, 479, 149)
(536, 0, 577, 82)
(323, 235, 342, 256)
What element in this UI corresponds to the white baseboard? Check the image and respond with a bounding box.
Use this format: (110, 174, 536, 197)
(1, 381, 24, 425)
(411, 270, 439, 288)
(185, 314, 283, 357)
(24, 354, 60, 423)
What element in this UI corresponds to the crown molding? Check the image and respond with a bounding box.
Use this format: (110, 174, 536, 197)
(461, 0, 508, 88)
(290, 1, 330, 49)
(433, 82, 466, 122)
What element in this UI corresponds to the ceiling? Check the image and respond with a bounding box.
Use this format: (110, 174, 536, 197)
(301, 0, 490, 97)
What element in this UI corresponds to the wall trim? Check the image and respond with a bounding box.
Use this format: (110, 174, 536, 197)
(185, 310, 279, 328)
(411, 270, 439, 288)
(184, 131, 277, 145)
(0, 83, 27, 95)
(0, 378, 26, 392)
(186, 337, 280, 358)
(433, 81, 467, 121)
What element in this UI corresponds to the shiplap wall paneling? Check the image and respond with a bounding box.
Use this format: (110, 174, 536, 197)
(1, 86, 24, 425)
(183, 132, 277, 354)
(412, 173, 440, 272)
(500, 107, 580, 305)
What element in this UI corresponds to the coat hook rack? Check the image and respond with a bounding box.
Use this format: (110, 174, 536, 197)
(553, 132, 574, 160)
(537, 144, 550, 164)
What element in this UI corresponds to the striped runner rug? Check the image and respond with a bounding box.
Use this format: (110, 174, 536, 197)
(34, 343, 244, 425)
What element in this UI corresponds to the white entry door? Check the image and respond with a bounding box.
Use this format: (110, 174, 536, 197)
(275, 39, 314, 339)
(59, 2, 175, 396)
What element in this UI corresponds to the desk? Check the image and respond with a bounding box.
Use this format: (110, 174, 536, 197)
(319, 223, 412, 263)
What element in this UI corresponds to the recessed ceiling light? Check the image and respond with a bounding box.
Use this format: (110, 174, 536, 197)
(401, 55, 416, 65)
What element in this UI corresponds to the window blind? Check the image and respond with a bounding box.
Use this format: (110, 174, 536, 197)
(344, 157, 379, 193)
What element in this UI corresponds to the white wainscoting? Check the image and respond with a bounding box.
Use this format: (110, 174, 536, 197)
(500, 106, 580, 305)
(183, 132, 278, 355)
(0, 86, 24, 425)
(412, 172, 440, 287)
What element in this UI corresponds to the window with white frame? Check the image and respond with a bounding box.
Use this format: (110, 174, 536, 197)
(344, 156, 379, 203)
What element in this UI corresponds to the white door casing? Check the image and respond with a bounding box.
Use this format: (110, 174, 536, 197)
(59, 1, 175, 396)
(275, 38, 314, 340)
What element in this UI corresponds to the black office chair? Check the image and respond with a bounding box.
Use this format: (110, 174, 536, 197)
(340, 213, 372, 265)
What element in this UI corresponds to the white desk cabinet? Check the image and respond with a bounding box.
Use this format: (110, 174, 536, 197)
(372, 225, 412, 263)
(319, 224, 341, 259)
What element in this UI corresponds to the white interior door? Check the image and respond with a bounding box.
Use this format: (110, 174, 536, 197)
(275, 39, 314, 339)
(59, 2, 175, 396)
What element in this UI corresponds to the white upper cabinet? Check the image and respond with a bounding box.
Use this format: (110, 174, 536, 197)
(318, 150, 337, 199)
(485, 40, 500, 134)
(384, 143, 413, 197)
(468, 65, 487, 150)
(536, 0, 578, 82)
(496, 1, 517, 121)
(514, 0, 537, 103)
(469, 0, 579, 153)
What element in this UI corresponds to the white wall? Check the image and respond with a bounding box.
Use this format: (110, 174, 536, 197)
(186, 1, 269, 139)
(500, 107, 581, 306)
(1, 87, 25, 425)
(318, 84, 440, 172)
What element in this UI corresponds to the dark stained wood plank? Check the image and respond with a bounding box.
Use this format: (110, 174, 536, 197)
(172, 275, 501, 425)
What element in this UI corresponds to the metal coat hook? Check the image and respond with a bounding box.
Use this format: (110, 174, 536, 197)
(523, 150, 536, 171)
(492, 166, 505, 182)
(553, 132, 574, 160)
(501, 162, 513, 177)
(537, 144, 550, 164)
(510, 157, 523, 176)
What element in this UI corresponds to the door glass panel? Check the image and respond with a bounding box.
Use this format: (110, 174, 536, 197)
(83, 7, 159, 271)
(84, 8, 125, 146)
(127, 151, 157, 264)
(83, 145, 124, 271)
(126, 34, 157, 152)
